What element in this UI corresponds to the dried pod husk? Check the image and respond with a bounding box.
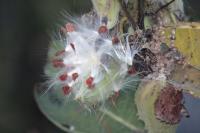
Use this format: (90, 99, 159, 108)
(154, 84, 184, 124)
(135, 80, 178, 133)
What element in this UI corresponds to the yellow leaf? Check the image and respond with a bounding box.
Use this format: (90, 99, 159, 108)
(165, 23, 200, 68)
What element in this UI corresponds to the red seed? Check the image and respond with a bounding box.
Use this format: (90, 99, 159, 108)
(112, 36, 120, 44)
(52, 59, 65, 68)
(128, 67, 136, 75)
(55, 50, 65, 56)
(86, 76, 94, 89)
(65, 23, 75, 32)
(59, 73, 68, 81)
(98, 25, 108, 34)
(72, 73, 79, 81)
(62, 85, 71, 95)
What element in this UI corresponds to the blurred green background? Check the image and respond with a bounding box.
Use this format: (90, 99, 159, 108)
(0, 0, 200, 133)
(0, 0, 92, 132)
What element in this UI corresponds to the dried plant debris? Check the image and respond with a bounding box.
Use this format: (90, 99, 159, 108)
(154, 84, 189, 124)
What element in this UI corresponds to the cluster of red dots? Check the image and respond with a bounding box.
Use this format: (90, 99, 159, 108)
(52, 49, 66, 68)
(52, 22, 137, 96)
(58, 72, 79, 96)
(59, 74, 95, 95)
(52, 50, 96, 94)
(98, 25, 120, 46)
(53, 21, 78, 95)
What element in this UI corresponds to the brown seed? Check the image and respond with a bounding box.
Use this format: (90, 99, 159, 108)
(154, 84, 185, 124)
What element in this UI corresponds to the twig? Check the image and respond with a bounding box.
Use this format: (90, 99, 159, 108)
(138, 0, 145, 29)
(145, 0, 176, 16)
(154, 0, 176, 14)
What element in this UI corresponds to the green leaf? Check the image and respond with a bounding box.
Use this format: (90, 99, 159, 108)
(34, 76, 145, 133)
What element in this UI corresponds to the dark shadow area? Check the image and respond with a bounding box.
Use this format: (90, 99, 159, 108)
(0, 0, 91, 132)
